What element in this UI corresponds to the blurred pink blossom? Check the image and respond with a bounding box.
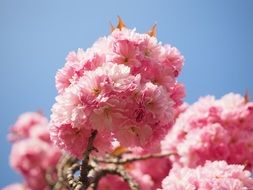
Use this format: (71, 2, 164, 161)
(161, 93, 253, 169)
(160, 161, 253, 190)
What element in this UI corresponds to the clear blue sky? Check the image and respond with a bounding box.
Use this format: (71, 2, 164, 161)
(0, 0, 252, 188)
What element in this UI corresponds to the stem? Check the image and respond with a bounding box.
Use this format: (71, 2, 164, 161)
(79, 130, 98, 187)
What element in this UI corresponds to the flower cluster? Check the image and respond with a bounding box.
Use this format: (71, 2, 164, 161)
(8, 112, 49, 142)
(161, 93, 253, 169)
(50, 27, 184, 158)
(160, 161, 253, 190)
(8, 112, 62, 190)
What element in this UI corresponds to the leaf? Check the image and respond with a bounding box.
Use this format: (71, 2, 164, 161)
(111, 146, 129, 157)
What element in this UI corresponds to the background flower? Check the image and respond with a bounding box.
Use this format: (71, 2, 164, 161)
(160, 161, 253, 190)
(162, 93, 253, 169)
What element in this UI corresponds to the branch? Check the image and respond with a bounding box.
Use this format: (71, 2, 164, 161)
(79, 130, 98, 186)
(54, 154, 78, 190)
(94, 152, 175, 164)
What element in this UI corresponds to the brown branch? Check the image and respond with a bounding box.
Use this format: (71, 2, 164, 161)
(54, 154, 78, 190)
(79, 130, 98, 188)
(94, 152, 175, 164)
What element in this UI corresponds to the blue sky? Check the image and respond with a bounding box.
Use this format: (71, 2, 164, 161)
(0, 0, 253, 188)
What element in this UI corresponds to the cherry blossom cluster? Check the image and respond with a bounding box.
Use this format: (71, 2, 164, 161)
(50, 27, 185, 158)
(161, 93, 253, 169)
(7, 112, 62, 190)
(160, 161, 253, 190)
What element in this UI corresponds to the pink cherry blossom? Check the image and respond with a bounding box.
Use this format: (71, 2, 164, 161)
(161, 93, 253, 169)
(50, 27, 185, 157)
(133, 157, 171, 189)
(8, 112, 48, 142)
(110, 39, 140, 67)
(55, 48, 106, 94)
(160, 161, 253, 190)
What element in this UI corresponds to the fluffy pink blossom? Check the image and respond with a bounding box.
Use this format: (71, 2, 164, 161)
(133, 157, 171, 189)
(161, 93, 253, 169)
(10, 138, 61, 190)
(8, 112, 48, 142)
(51, 27, 184, 157)
(55, 48, 106, 94)
(160, 161, 253, 190)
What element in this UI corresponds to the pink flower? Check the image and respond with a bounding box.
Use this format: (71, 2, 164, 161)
(160, 161, 253, 190)
(113, 123, 153, 148)
(110, 39, 140, 67)
(162, 45, 184, 78)
(55, 48, 105, 94)
(137, 35, 162, 63)
(8, 112, 48, 142)
(138, 82, 174, 125)
(170, 83, 185, 108)
(161, 93, 253, 169)
(10, 138, 61, 190)
(133, 157, 171, 189)
(55, 63, 75, 94)
(97, 171, 154, 190)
